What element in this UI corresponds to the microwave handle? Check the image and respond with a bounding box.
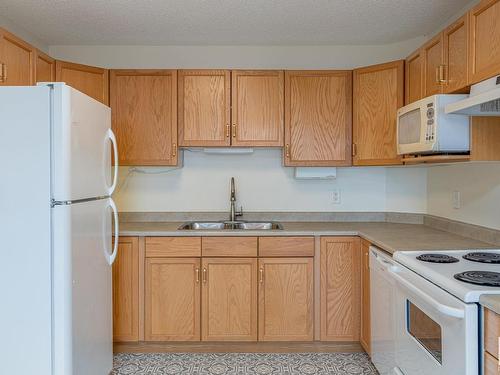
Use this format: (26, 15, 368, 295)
(387, 267, 465, 319)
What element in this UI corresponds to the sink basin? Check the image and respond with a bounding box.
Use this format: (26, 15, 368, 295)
(178, 221, 283, 230)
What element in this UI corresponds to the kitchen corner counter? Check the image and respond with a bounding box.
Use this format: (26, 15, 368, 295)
(480, 295, 500, 315)
(119, 221, 497, 255)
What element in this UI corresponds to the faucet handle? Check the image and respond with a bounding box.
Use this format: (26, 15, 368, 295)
(236, 206, 243, 217)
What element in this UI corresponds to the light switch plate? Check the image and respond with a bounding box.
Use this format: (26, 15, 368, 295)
(332, 189, 341, 204)
(452, 190, 461, 209)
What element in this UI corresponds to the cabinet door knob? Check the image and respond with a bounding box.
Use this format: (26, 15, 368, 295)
(195, 268, 200, 283)
(259, 268, 264, 283)
(232, 124, 236, 138)
(352, 143, 357, 157)
(285, 144, 290, 158)
(226, 124, 230, 138)
(172, 143, 177, 157)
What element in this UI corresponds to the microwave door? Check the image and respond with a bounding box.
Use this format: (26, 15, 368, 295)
(398, 106, 427, 155)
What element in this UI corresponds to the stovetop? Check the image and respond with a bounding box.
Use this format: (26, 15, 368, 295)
(393, 249, 500, 303)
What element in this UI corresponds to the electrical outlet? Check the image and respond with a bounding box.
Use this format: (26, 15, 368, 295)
(452, 190, 461, 209)
(332, 189, 341, 204)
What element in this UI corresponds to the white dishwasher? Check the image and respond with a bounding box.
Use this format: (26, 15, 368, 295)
(370, 246, 398, 375)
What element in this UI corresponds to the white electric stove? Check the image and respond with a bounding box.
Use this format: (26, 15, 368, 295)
(394, 249, 500, 303)
(371, 248, 500, 375)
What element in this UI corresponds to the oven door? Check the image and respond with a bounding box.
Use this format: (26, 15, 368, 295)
(388, 263, 478, 375)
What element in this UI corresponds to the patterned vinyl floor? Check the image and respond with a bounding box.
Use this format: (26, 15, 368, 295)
(113, 352, 378, 374)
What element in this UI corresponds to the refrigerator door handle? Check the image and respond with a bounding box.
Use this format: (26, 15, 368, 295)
(107, 199, 119, 265)
(107, 128, 119, 196)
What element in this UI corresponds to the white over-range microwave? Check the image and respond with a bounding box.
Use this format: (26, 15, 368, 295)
(397, 95, 470, 155)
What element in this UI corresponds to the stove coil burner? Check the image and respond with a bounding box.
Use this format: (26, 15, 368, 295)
(454, 271, 500, 287)
(463, 252, 500, 264)
(416, 254, 460, 263)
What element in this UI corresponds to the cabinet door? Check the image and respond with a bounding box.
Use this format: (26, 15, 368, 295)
(443, 15, 469, 93)
(284, 70, 352, 166)
(320, 236, 361, 341)
(0, 28, 34, 86)
(145, 258, 201, 341)
(405, 49, 424, 104)
(360, 240, 371, 354)
(469, 0, 500, 84)
(35, 50, 55, 83)
(202, 258, 257, 341)
(423, 34, 444, 97)
(55, 60, 109, 105)
(231, 70, 284, 147)
(110, 70, 178, 166)
(258, 258, 314, 341)
(178, 69, 231, 147)
(353, 61, 404, 166)
(113, 237, 140, 342)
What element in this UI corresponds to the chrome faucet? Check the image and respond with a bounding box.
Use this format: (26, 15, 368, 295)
(229, 177, 243, 222)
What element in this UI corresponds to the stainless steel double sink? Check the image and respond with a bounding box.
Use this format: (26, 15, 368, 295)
(178, 221, 283, 230)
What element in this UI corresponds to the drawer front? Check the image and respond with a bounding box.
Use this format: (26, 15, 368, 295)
(259, 237, 314, 257)
(202, 237, 258, 257)
(145, 237, 201, 257)
(485, 308, 500, 359)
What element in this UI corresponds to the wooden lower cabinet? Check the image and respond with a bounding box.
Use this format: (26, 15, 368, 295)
(484, 351, 500, 375)
(202, 258, 258, 341)
(258, 258, 314, 341)
(113, 237, 140, 342)
(320, 237, 361, 341)
(360, 240, 371, 354)
(145, 257, 201, 341)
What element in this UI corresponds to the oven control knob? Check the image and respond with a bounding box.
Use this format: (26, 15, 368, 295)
(427, 108, 434, 119)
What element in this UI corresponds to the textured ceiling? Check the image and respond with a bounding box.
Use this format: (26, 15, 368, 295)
(0, 0, 472, 45)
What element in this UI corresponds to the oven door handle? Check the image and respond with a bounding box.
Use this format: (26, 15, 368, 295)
(387, 267, 465, 319)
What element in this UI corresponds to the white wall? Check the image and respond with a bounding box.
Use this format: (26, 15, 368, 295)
(427, 163, 500, 230)
(113, 149, 427, 213)
(49, 37, 425, 69)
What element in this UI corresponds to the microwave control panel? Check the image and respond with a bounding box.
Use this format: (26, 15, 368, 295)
(425, 103, 435, 143)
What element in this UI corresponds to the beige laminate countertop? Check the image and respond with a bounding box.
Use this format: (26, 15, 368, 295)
(119, 221, 496, 255)
(480, 295, 500, 315)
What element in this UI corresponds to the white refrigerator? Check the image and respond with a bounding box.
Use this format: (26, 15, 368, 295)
(0, 83, 119, 375)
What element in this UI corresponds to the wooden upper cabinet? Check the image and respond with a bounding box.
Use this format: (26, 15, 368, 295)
(258, 258, 314, 341)
(35, 50, 55, 83)
(231, 70, 284, 147)
(201, 258, 257, 341)
(178, 69, 231, 147)
(145, 257, 201, 341)
(284, 70, 352, 166)
(0, 28, 35, 86)
(113, 237, 140, 342)
(443, 14, 469, 93)
(320, 236, 361, 341)
(360, 239, 371, 355)
(469, 0, 500, 84)
(422, 34, 444, 97)
(110, 70, 178, 166)
(405, 49, 424, 104)
(353, 61, 404, 166)
(55, 60, 109, 105)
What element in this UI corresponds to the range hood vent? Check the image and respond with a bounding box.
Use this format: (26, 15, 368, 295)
(445, 75, 500, 116)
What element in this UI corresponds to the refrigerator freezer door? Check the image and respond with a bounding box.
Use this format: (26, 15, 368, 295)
(50, 83, 118, 202)
(52, 197, 117, 375)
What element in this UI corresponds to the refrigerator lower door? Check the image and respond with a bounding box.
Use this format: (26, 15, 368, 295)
(49, 83, 118, 202)
(52, 197, 118, 375)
